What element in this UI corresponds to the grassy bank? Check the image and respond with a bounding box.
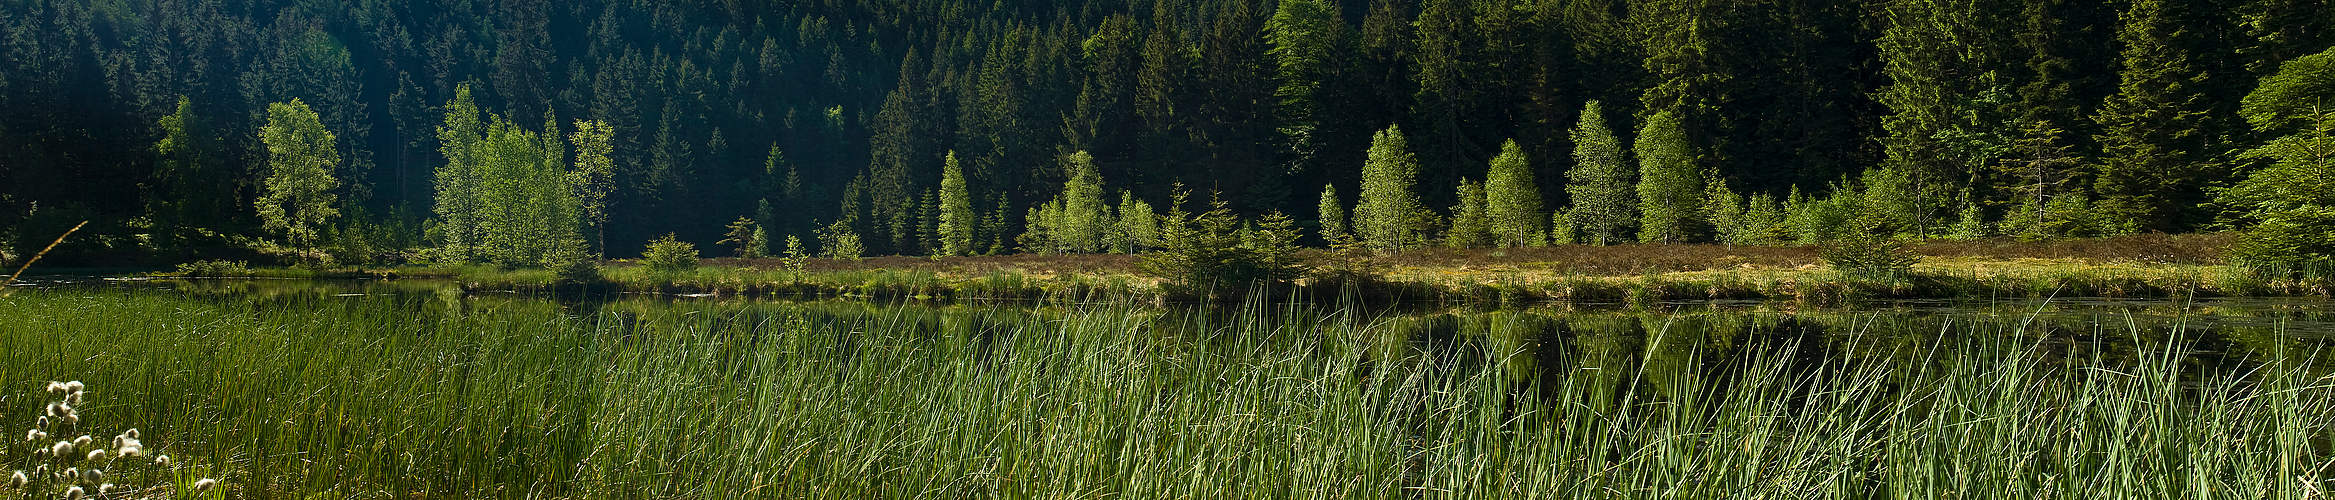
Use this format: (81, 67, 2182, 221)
(2, 290, 2330, 497)
(151, 233, 2333, 306)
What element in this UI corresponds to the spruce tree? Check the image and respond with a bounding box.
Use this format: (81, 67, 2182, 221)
(257, 99, 342, 249)
(2092, 0, 2221, 234)
(938, 151, 975, 256)
(1265, 0, 1341, 177)
(1567, 101, 1635, 245)
(1635, 111, 1704, 243)
(1484, 139, 1543, 247)
(1357, 125, 1425, 252)
(1317, 184, 1347, 245)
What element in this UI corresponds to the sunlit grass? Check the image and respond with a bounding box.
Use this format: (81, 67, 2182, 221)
(3, 290, 2332, 497)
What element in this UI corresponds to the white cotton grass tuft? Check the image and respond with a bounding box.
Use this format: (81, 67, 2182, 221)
(7, 470, 24, 487)
(51, 440, 73, 457)
(122, 428, 138, 439)
(154, 455, 170, 467)
(64, 381, 84, 393)
(25, 429, 45, 442)
(80, 468, 101, 484)
(64, 485, 85, 500)
(97, 484, 115, 495)
(191, 478, 218, 492)
(85, 449, 107, 462)
(45, 381, 68, 395)
(73, 435, 92, 449)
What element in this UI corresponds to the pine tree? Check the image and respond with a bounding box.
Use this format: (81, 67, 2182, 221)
(938, 151, 975, 256)
(1445, 178, 1492, 248)
(1317, 184, 1348, 245)
(2092, 0, 2222, 234)
(1484, 139, 1544, 247)
(1567, 101, 1636, 245)
(1357, 124, 1426, 252)
(1636, 111, 1705, 243)
(257, 99, 342, 249)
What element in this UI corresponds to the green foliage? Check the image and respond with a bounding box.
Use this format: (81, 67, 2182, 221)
(434, 85, 485, 262)
(1822, 233, 1921, 280)
(2092, 0, 2223, 234)
(256, 99, 342, 250)
(1264, 0, 1341, 172)
(641, 233, 699, 276)
(937, 151, 976, 257)
(1484, 139, 1543, 247)
(1548, 209, 1576, 245)
(1357, 125, 1426, 252)
(1316, 184, 1347, 245)
(1949, 199, 1991, 239)
(1635, 111, 1704, 243)
(1445, 178, 1491, 248)
(818, 219, 864, 261)
(2224, 49, 2335, 273)
(1037, 151, 1110, 254)
(1141, 191, 1308, 298)
(1567, 101, 1636, 246)
(780, 235, 810, 272)
(719, 216, 762, 258)
(1787, 186, 1861, 243)
(174, 259, 252, 277)
(148, 96, 227, 243)
(1110, 191, 1158, 254)
(1705, 177, 1750, 246)
(569, 119, 616, 256)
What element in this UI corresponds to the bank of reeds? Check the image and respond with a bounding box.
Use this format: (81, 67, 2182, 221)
(2, 290, 2331, 497)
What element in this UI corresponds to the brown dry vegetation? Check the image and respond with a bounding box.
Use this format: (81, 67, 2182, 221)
(703, 233, 2235, 279)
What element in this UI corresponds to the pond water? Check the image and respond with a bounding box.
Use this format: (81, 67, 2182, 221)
(3, 278, 2333, 497)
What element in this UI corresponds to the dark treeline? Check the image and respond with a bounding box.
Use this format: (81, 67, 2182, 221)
(0, 0, 2328, 264)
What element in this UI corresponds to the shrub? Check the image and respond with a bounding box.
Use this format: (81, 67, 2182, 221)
(641, 234, 699, 276)
(817, 219, 863, 261)
(173, 260, 252, 277)
(2230, 207, 2335, 277)
(1822, 235, 1919, 281)
(1140, 194, 1308, 299)
(544, 244, 600, 284)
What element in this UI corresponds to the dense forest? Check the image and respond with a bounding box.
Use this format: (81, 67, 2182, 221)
(0, 0, 2328, 266)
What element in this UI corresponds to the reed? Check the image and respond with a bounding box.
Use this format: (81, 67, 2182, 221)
(2, 290, 2330, 497)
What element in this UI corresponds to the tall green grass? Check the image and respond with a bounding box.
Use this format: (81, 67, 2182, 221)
(1, 290, 2330, 497)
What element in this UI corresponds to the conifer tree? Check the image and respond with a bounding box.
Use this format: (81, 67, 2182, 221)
(1357, 125, 1426, 252)
(1484, 139, 1543, 247)
(257, 99, 342, 249)
(2092, 0, 2222, 234)
(1635, 111, 1704, 243)
(938, 151, 975, 256)
(1265, 0, 1342, 177)
(1317, 184, 1347, 245)
(1567, 101, 1635, 245)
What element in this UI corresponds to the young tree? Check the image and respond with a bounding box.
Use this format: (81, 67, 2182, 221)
(2222, 48, 2335, 268)
(1445, 178, 1492, 248)
(937, 151, 976, 256)
(569, 119, 616, 257)
(1706, 176, 1749, 246)
(256, 99, 342, 248)
(1567, 101, 1635, 245)
(434, 86, 486, 261)
(1357, 124, 1425, 252)
(1114, 191, 1158, 253)
(1317, 184, 1348, 245)
(1635, 111, 1704, 243)
(1057, 151, 1110, 253)
(1484, 139, 1544, 247)
(719, 216, 762, 258)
